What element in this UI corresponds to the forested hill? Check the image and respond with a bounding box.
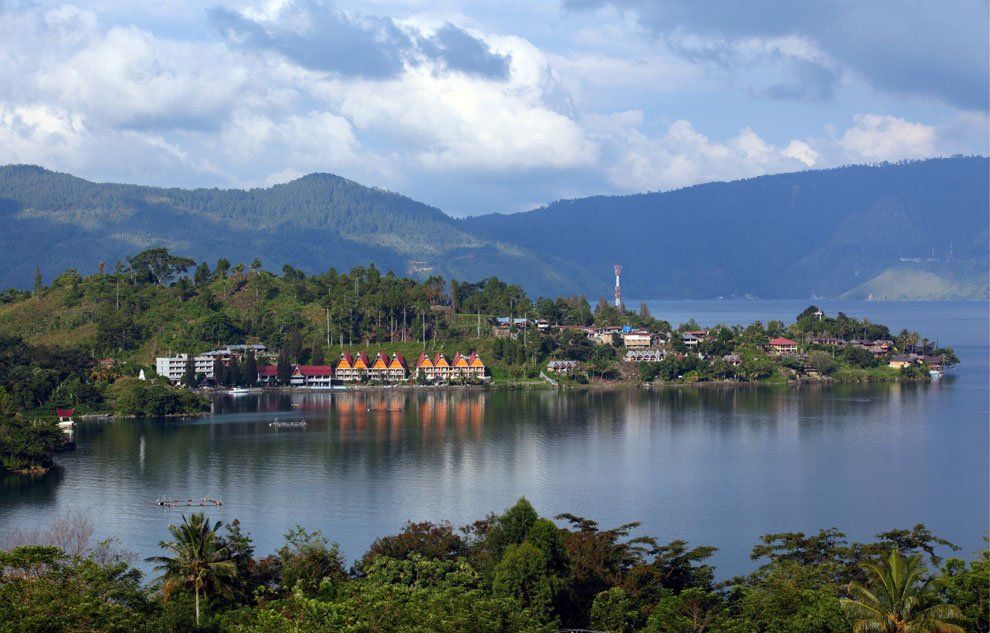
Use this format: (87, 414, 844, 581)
(462, 157, 990, 300)
(0, 165, 595, 295)
(1, 157, 987, 299)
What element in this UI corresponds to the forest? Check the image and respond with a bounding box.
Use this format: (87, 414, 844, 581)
(0, 499, 985, 632)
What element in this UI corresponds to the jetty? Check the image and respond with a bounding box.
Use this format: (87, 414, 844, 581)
(156, 496, 223, 508)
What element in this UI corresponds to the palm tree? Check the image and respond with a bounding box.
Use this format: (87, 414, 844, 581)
(147, 512, 237, 626)
(841, 549, 965, 632)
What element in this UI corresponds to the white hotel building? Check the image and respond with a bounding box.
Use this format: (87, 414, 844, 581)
(155, 345, 267, 383)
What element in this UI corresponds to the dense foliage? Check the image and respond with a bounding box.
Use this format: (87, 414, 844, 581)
(0, 501, 984, 632)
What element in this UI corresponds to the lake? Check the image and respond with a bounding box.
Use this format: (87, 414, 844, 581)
(2, 300, 987, 578)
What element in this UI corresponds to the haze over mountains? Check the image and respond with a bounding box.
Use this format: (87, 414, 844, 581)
(0, 157, 986, 300)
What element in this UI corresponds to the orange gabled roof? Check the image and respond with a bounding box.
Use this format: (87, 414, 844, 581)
(336, 353, 354, 370)
(469, 352, 485, 367)
(416, 352, 433, 368)
(291, 365, 303, 377)
(433, 353, 449, 367)
(353, 352, 370, 369)
(371, 351, 389, 369)
(388, 353, 407, 369)
(452, 352, 469, 367)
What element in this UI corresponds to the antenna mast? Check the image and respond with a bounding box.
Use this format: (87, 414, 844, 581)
(613, 264, 623, 309)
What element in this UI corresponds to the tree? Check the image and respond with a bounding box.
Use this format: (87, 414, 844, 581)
(841, 549, 965, 633)
(147, 512, 237, 627)
(181, 354, 196, 388)
(493, 541, 561, 621)
(126, 248, 195, 286)
(276, 526, 347, 596)
(193, 262, 211, 287)
(276, 349, 292, 386)
(244, 351, 258, 387)
(33, 266, 43, 296)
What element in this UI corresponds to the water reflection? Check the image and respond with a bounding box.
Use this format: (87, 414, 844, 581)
(0, 376, 984, 579)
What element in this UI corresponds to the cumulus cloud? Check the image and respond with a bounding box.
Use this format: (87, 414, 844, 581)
(585, 115, 814, 191)
(838, 114, 936, 162)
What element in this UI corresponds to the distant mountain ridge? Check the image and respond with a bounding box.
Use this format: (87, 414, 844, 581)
(0, 158, 986, 299)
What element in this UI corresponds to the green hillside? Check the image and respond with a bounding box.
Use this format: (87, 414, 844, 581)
(1, 158, 986, 299)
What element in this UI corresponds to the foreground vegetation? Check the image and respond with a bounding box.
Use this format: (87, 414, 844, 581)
(0, 500, 984, 632)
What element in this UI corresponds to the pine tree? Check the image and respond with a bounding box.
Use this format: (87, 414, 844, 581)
(276, 349, 292, 386)
(182, 354, 197, 388)
(33, 266, 43, 296)
(244, 351, 258, 387)
(228, 356, 241, 387)
(213, 357, 225, 387)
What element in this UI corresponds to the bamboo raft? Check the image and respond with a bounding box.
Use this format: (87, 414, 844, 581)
(156, 496, 223, 508)
(269, 418, 307, 428)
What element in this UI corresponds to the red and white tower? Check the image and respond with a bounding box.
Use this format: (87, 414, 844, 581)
(613, 264, 623, 308)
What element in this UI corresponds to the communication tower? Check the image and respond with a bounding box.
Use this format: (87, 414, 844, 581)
(613, 264, 623, 308)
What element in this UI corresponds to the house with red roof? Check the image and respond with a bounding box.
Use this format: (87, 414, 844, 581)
(767, 337, 799, 355)
(369, 352, 391, 381)
(291, 365, 333, 387)
(257, 365, 279, 384)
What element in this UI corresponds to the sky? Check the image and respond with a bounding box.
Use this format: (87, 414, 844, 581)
(0, 0, 987, 216)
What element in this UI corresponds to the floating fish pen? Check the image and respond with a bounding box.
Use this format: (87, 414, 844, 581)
(156, 496, 223, 508)
(269, 418, 307, 429)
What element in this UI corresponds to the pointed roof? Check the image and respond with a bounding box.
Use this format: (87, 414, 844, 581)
(452, 352, 469, 367)
(388, 353, 407, 369)
(433, 353, 449, 367)
(416, 351, 433, 368)
(371, 351, 389, 369)
(336, 352, 354, 369)
(353, 352, 370, 369)
(56, 408, 76, 418)
(469, 352, 485, 367)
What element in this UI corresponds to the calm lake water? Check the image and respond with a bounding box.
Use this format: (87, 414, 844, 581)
(2, 300, 987, 578)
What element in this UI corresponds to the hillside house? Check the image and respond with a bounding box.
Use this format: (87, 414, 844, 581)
(767, 337, 799, 355)
(622, 329, 654, 349)
(547, 360, 579, 374)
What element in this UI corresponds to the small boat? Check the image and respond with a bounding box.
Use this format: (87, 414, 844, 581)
(229, 387, 250, 396)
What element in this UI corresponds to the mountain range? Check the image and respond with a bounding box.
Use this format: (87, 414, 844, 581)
(0, 157, 986, 300)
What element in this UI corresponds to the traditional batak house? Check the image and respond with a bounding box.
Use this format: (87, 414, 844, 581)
(767, 337, 799, 355)
(369, 351, 391, 382)
(336, 353, 365, 382)
(415, 352, 436, 381)
(387, 353, 408, 381)
(432, 353, 452, 381)
(450, 352, 487, 380)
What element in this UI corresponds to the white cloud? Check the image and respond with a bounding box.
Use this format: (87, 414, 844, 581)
(593, 117, 812, 191)
(839, 113, 936, 161)
(783, 139, 819, 166)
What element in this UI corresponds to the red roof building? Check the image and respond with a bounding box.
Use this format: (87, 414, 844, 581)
(767, 337, 799, 355)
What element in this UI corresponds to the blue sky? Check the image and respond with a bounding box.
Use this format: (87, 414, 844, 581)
(0, 0, 987, 215)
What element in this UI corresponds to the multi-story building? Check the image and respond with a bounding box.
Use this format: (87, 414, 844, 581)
(155, 353, 218, 383)
(291, 365, 334, 387)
